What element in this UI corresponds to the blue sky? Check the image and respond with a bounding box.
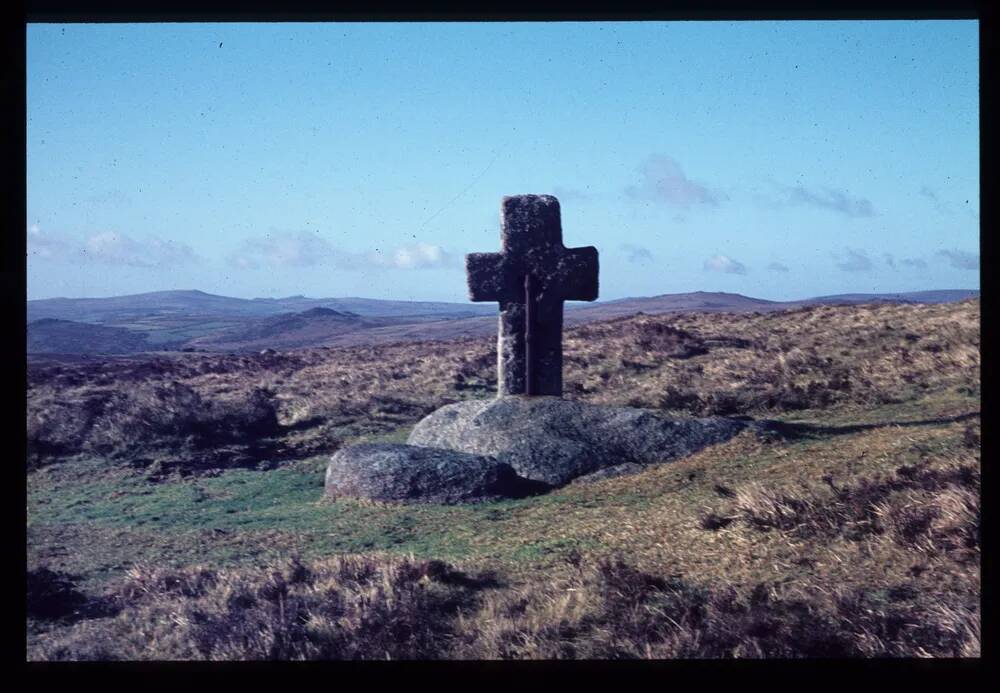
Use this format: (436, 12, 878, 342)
(27, 21, 979, 302)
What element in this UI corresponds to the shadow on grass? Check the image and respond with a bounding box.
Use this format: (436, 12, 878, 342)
(27, 568, 120, 623)
(764, 411, 980, 441)
(420, 559, 506, 589)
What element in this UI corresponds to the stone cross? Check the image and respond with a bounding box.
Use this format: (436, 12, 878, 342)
(466, 194, 598, 397)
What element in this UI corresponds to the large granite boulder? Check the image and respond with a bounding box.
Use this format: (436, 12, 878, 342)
(408, 396, 753, 487)
(324, 442, 544, 504)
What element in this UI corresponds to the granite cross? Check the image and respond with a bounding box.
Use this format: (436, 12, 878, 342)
(466, 194, 599, 397)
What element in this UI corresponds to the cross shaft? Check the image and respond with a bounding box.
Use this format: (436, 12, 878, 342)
(466, 195, 598, 397)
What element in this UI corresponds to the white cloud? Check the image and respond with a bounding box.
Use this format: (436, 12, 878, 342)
(228, 234, 455, 271)
(26, 224, 69, 260)
(372, 242, 453, 270)
(626, 154, 725, 210)
(228, 230, 351, 269)
(704, 254, 747, 275)
(780, 184, 875, 218)
(84, 232, 197, 267)
(28, 226, 196, 267)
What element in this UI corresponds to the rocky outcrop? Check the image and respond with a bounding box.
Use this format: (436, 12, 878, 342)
(408, 396, 753, 487)
(324, 442, 545, 505)
(325, 397, 758, 504)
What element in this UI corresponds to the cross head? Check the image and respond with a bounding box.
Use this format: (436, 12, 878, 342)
(466, 194, 599, 396)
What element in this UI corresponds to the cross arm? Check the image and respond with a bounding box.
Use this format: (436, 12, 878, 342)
(554, 246, 599, 301)
(466, 252, 506, 302)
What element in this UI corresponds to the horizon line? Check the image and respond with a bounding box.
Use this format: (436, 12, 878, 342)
(26, 287, 981, 305)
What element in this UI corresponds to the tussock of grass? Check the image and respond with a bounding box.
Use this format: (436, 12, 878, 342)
(458, 557, 979, 659)
(701, 446, 980, 563)
(29, 552, 978, 660)
(30, 554, 491, 660)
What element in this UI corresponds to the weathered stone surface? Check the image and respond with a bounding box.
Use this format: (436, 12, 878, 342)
(324, 443, 542, 504)
(466, 195, 598, 396)
(408, 396, 753, 487)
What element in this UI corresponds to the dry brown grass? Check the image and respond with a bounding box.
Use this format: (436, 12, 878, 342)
(28, 548, 978, 660)
(27, 411, 980, 660)
(29, 554, 496, 660)
(569, 299, 979, 414)
(26, 299, 980, 659)
(701, 444, 980, 564)
(26, 299, 980, 473)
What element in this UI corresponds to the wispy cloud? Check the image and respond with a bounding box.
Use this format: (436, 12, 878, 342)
(28, 225, 198, 267)
(919, 185, 953, 215)
(84, 232, 197, 267)
(370, 242, 454, 270)
(620, 243, 654, 264)
(704, 254, 747, 275)
(229, 230, 347, 269)
(626, 154, 725, 209)
(228, 232, 455, 271)
(901, 257, 928, 270)
(920, 185, 979, 220)
(767, 261, 790, 273)
(937, 249, 979, 270)
(884, 253, 896, 269)
(27, 225, 75, 260)
(835, 248, 873, 272)
(919, 185, 940, 202)
(777, 184, 875, 218)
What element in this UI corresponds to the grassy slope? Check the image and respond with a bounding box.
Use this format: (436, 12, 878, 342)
(27, 299, 980, 471)
(26, 300, 980, 659)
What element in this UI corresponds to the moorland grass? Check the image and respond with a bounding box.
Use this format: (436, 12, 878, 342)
(26, 301, 980, 659)
(29, 391, 977, 590)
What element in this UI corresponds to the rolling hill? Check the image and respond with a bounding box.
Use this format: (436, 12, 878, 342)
(27, 319, 157, 355)
(26, 289, 497, 323)
(185, 307, 383, 351)
(26, 288, 980, 355)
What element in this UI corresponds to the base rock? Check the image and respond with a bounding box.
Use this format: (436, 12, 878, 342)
(324, 442, 544, 504)
(408, 396, 755, 487)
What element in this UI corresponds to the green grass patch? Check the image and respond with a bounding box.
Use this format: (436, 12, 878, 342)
(27, 397, 978, 594)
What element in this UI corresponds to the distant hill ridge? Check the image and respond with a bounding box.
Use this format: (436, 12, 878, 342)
(188, 306, 372, 350)
(28, 288, 978, 322)
(27, 318, 153, 355)
(26, 288, 979, 355)
(27, 289, 497, 323)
